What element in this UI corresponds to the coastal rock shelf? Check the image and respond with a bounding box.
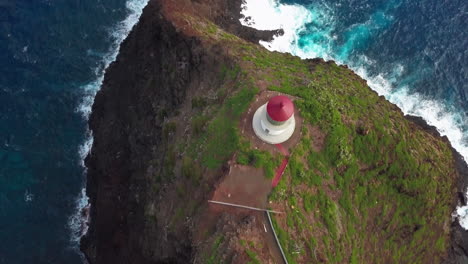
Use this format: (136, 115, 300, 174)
(81, 0, 468, 263)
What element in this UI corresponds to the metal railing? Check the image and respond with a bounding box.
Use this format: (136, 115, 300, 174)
(208, 200, 288, 264)
(266, 211, 288, 264)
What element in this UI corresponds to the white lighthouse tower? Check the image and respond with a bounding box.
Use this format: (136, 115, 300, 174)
(252, 95, 296, 144)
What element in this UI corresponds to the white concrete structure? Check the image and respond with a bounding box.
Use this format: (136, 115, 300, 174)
(252, 96, 295, 144)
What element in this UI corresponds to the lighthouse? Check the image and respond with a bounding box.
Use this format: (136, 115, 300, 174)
(252, 95, 296, 144)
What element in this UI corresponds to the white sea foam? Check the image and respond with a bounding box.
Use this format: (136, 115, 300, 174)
(240, 0, 468, 229)
(240, 0, 313, 54)
(77, 0, 149, 117)
(456, 199, 468, 230)
(69, 188, 90, 245)
(69, 0, 149, 254)
(454, 189, 468, 230)
(240, 0, 335, 59)
(24, 190, 34, 202)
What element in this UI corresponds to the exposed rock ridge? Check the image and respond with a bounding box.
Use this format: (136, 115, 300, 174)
(81, 0, 280, 263)
(406, 115, 468, 264)
(81, 0, 468, 263)
(82, 1, 201, 263)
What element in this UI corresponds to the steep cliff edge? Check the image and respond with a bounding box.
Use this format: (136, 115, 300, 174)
(81, 0, 468, 263)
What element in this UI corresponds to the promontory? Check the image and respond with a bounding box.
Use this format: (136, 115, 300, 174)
(80, 0, 468, 263)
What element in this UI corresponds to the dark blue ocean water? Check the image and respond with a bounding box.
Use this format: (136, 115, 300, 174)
(240, 0, 468, 225)
(1, 0, 467, 263)
(287, 0, 467, 114)
(242, 0, 467, 159)
(0, 0, 146, 263)
(284, 0, 468, 224)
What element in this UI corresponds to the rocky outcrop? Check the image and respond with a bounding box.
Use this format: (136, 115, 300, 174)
(405, 116, 468, 264)
(81, 0, 279, 263)
(81, 0, 468, 263)
(81, 2, 200, 262)
(405, 115, 468, 264)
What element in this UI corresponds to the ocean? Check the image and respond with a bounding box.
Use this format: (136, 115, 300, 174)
(240, 0, 468, 229)
(0, 0, 147, 263)
(0, 0, 466, 263)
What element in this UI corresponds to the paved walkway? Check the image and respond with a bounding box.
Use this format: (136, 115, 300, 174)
(271, 143, 290, 188)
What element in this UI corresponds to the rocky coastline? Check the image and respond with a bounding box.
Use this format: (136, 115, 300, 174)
(405, 115, 468, 264)
(81, 0, 468, 263)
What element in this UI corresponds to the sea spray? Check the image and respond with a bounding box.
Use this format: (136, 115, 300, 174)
(68, 0, 150, 252)
(240, 0, 315, 54)
(240, 0, 468, 229)
(457, 202, 468, 230)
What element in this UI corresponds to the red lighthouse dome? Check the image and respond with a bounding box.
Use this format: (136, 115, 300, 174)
(266, 96, 294, 122)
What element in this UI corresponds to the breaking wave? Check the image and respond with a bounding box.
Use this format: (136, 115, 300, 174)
(240, 0, 468, 229)
(68, 0, 149, 254)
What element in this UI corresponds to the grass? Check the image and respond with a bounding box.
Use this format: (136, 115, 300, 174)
(205, 235, 225, 264)
(155, 13, 459, 263)
(181, 156, 202, 184)
(239, 240, 263, 264)
(201, 87, 258, 169)
(237, 141, 280, 178)
(248, 50, 457, 263)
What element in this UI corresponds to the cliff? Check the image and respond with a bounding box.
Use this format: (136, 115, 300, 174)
(81, 0, 468, 263)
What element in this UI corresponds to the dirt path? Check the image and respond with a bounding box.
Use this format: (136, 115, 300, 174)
(271, 143, 291, 187)
(198, 91, 304, 263)
(211, 165, 271, 210)
(207, 165, 284, 262)
(272, 157, 289, 188)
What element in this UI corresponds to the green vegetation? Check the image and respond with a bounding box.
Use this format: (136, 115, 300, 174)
(200, 87, 257, 168)
(229, 29, 456, 263)
(191, 115, 209, 135)
(192, 97, 209, 109)
(271, 217, 301, 264)
(240, 240, 263, 264)
(162, 121, 176, 140)
(159, 14, 458, 263)
(261, 58, 456, 263)
(204, 235, 225, 264)
(237, 141, 280, 178)
(181, 157, 202, 184)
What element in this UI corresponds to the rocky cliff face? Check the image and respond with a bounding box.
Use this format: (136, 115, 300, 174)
(406, 115, 468, 264)
(81, 0, 468, 263)
(81, 0, 278, 263)
(82, 1, 197, 261)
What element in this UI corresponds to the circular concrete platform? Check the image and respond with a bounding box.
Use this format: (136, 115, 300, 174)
(252, 104, 295, 144)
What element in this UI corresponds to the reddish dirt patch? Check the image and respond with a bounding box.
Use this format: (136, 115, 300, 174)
(239, 90, 303, 155)
(161, 0, 198, 36)
(211, 165, 271, 211)
(275, 143, 290, 156)
(256, 79, 269, 91)
(193, 165, 271, 241)
(195, 90, 306, 263)
(195, 165, 283, 263)
(309, 124, 326, 152)
(271, 157, 289, 188)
